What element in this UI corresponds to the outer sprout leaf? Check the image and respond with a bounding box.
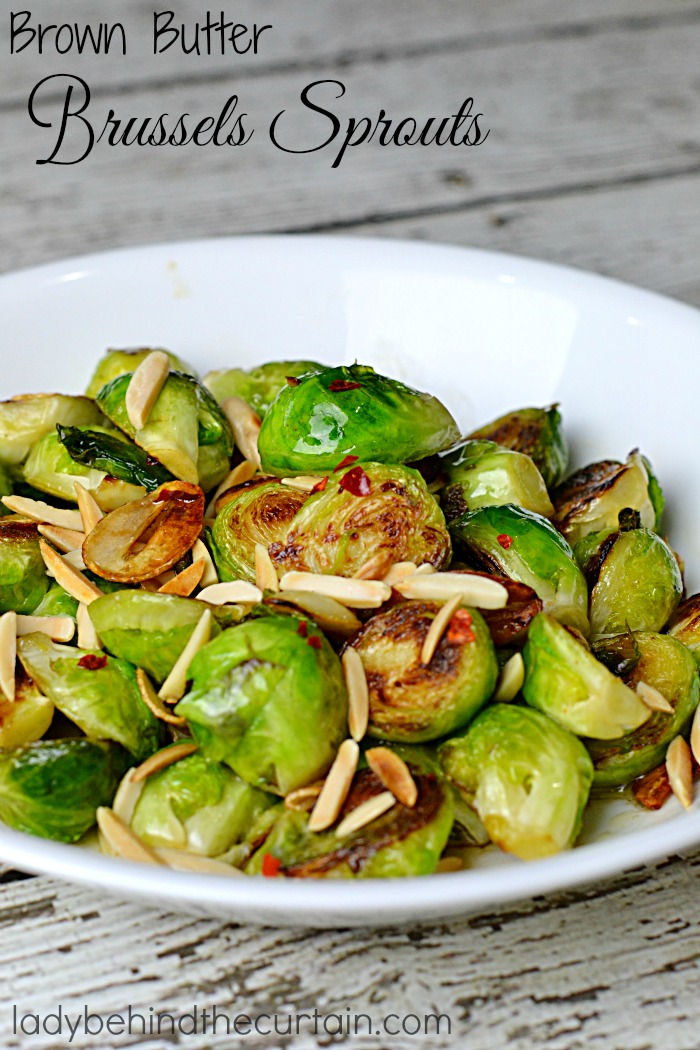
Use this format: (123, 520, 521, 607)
(57, 425, 173, 492)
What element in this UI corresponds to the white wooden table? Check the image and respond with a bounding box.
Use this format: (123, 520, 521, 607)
(2, 3, 700, 1046)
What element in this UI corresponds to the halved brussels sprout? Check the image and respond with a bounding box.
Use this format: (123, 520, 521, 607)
(258, 363, 460, 476)
(0, 520, 49, 614)
(438, 703, 593, 860)
(85, 348, 196, 399)
(204, 361, 322, 417)
(31, 583, 78, 619)
(0, 669, 54, 748)
(348, 601, 498, 742)
(175, 613, 348, 795)
(0, 394, 104, 468)
(0, 738, 130, 842)
(270, 462, 451, 577)
(440, 439, 553, 520)
(587, 632, 699, 786)
(552, 452, 659, 545)
(450, 504, 589, 634)
(668, 594, 700, 670)
(57, 425, 174, 493)
(212, 478, 308, 583)
(522, 613, 651, 739)
(468, 405, 567, 488)
(17, 633, 163, 761)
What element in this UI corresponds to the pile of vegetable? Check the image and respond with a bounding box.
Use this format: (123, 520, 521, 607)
(0, 349, 697, 880)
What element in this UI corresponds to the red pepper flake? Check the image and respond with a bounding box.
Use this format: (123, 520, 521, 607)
(307, 636, 322, 650)
(262, 853, 282, 877)
(78, 654, 108, 671)
(285, 376, 301, 386)
(297, 621, 308, 638)
(328, 380, 362, 393)
(310, 476, 329, 494)
(497, 534, 514, 550)
(333, 454, 359, 473)
(446, 610, 475, 645)
(339, 466, 371, 497)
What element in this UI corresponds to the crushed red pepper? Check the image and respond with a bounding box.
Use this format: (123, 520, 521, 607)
(78, 654, 108, 671)
(339, 466, 371, 496)
(285, 376, 301, 386)
(310, 476, 329, 494)
(307, 636, 322, 650)
(497, 534, 514, 550)
(328, 380, 362, 392)
(261, 853, 282, 877)
(446, 609, 475, 645)
(296, 621, 308, 638)
(333, 454, 359, 472)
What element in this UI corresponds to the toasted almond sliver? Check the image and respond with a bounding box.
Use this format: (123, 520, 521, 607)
(421, 593, 462, 666)
(39, 539, 103, 605)
(366, 747, 418, 808)
(255, 544, 279, 592)
(125, 350, 171, 431)
(206, 459, 258, 516)
(155, 847, 245, 876)
(37, 523, 85, 553)
(382, 561, 418, 587)
(412, 563, 436, 576)
(111, 768, 144, 825)
(0, 611, 17, 702)
(97, 807, 165, 864)
(130, 741, 199, 784)
(16, 614, 75, 643)
(494, 652, 525, 702)
(352, 553, 394, 581)
(342, 647, 369, 742)
(221, 397, 262, 469)
(158, 608, 212, 701)
(279, 572, 391, 610)
(269, 590, 362, 639)
(2, 495, 83, 532)
(62, 548, 86, 571)
(137, 667, 187, 726)
(281, 476, 325, 492)
(335, 791, 396, 839)
(74, 481, 104, 535)
(308, 739, 360, 832)
(666, 736, 694, 810)
(158, 559, 205, 597)
(196, 582, 263, 605)
(284, 783, 323, 812)
(691, 704, 700, 766)
(436, 856, 464, 874)
(190, 538, 219, 588)
(637, 680, 674, 714)
(395, 572, 508, 609)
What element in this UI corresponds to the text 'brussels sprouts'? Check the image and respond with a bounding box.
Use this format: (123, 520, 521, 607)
(204, 360, 322, 417)
(468, 404, 568, 489)
(440, 438, 553, 520)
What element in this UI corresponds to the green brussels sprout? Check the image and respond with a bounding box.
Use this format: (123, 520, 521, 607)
(587, 632, 700, 786)
(450, 504, 589, 634)
(129, 750, 274, 856)
(522, 613, 651, 738)
(204, 360, 322, 417)
(0, 462, 12, 515)
(668, 594, 700, 670)
(57, 425, 174, 493)
(175, 613, 348, 796)
(17, 633, 163, 762)
(348, 601, 498, 742)
(0, 738, 130, 842)
(440, 439, 554, 520)
(0, 394, 104, 469)
(0, 669, 54, 748)
(552, 452, 659, 545)
(85, 348, 196, 399)
(258, 363, 460, 476)
(468, 404, 567, 488)
(438, 703, 593, 860)
(269, 462, 451, 577)
(0, 520, 49, 614)
(212, 478, 308, 583)
(245, 765, 454, 877)
(574, 523, 682, 637)
(31, 583, 78, 619)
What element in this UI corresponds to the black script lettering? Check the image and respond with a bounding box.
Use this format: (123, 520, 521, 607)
(28, 74, 94, 165)
(11, 11, 126, 54)
(269, 80, 344, 157)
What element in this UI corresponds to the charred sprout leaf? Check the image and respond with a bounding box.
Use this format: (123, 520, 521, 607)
(440, 439, 553, 520)
(438, 703, 593, 860)
(476, 575, 543, 648)
(258, 363, 460, 476)
(0, 394, 104, 469)
(85, 348, 196, 399)
(450, 503, 589, 634)
(57, 425, 173, 493)
(175, 613, 348, 796)
(592, 628, 640, 678)
(204, 361, 322, 417)
(270, 462, 451, 577)
(552, 452, 657, 546)
(0, 520, 49, 614)
(0, 669, 54, 749)
(0, 738, 130, 842)
(468, 405, 567, 489)
(588, 632, 700, 786)
(668, 594, 700, 670)
(349, 602, 498, 742)
(522, 613, 651, 739)
(17, 633, 163, 762)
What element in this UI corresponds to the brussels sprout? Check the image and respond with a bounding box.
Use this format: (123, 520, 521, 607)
(476, 575, 543, 648)
(270, 462, 451, 577)
(204, 360, 322, 417)
(0, 462, 12, 515)
(522, 613, 651, 739)
(175, 613, 348, 795)
(668, 594, 700, 670)
(450, 504, 589, 634)
(0, 520, 49, 614)
(574, 524, 682, 637)
(258, 363, 460, 476)
(587, 632, 700, 786)
(438, 703, 593, 860)
(245, 765, 454, 877)
(57, 425, 174, 493)
(440, 439, 553, 520)
(0, 738, 130, 842)
(85, 348, 196, 399)
(212, 478, 308, 583)
(552, 452, 659, 545)
(468, 405, 567, 488)
(0, 669, 54, 749)
(31, 583, 78, 619)
(17, 633, 163, 761)
(129, 750, 274, 856)
(348, 601, 498, 742)
(0, 394, 104, 469)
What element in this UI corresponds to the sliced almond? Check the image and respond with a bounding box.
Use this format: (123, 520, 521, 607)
(436, 855, 464, 873)
(279, 572, 391, 609)
(691, 704, 700, 766)
(125, 350, 171, 431)
(637, 680, 674, 714)
(412, 563, 436, 576)
(366, 747, 418, 808)
(494, 652, 525, 702)
(73, 481, 104, 535)
(281, 476, 325, 492)
(666, 736, 694, 810)
(395, 571, 508, 609)
(96, 807, 165, 864)
(0, 611, 17, 702)
(16, 614, 75, 643)
(62, 548, 86, 571)
(255, 544, 279, 593)
(190, 538, 219, 588)
(137, 667, 187, 726)
(158, 608, 212, 701)
(420, 593, 463, 666)
(342, 647, 369, 742)
(284, 783, 323, 812)
(130, 741, 199, 784)
(205, 459, 258, 516)
(2, 495, 83, 532)
(382, 561, 418, 587)
(37, 523, 85, 553)
(221, 397, 262, 469)
(155, 847, 244, 876)
(39, 539, 103, 605)
(111, 768, 144, 825)
(196, 581, 262, 605)
(268, 591, 361, 639)
(352, 552, 394, 580)
(335, 791, 396, 838)
(308, 739, 360, 832)
(158, 559, 205, 597)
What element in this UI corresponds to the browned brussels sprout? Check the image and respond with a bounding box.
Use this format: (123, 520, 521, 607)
(470, 573, 543, 648)
(0, 394, 104, 469)
(468, 405, 567, 488)
(552, 452, 659, 545)
(0, 520, 49, 614)
(667, 594, 700, 670)
(440, 439, 553, 520)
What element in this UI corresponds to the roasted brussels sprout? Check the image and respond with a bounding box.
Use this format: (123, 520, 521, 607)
(468, 404, 567, 488)
(212, 478, 308, 583)
(204, 360, 322, 417)
(0, 520, 49, 614)
(175, 614, 348, 795)
(522, 613, 651, 738)
(0, 462, 12, 514)
(0, 394, 104, 469)
(0, 738, 130, 842)
(57, 425, 174, 493)
(438, 703, 593, 859)
(552, 452, 659, 545)
(85, 348, 196, 399)
(258, 363, 460, 476)
(270, 462, 451, 578)
(348, 601, 498, 742)
(31, 583, 78, 619)
(440, 439, 553, 520)
(0, 669, 54, 749)
(668, 594, 700, 670)
(587, 632, 699, 786)
(17, 633, 163, 761)
(450, 504, 589, 634)
(475, 575, 543, 648)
